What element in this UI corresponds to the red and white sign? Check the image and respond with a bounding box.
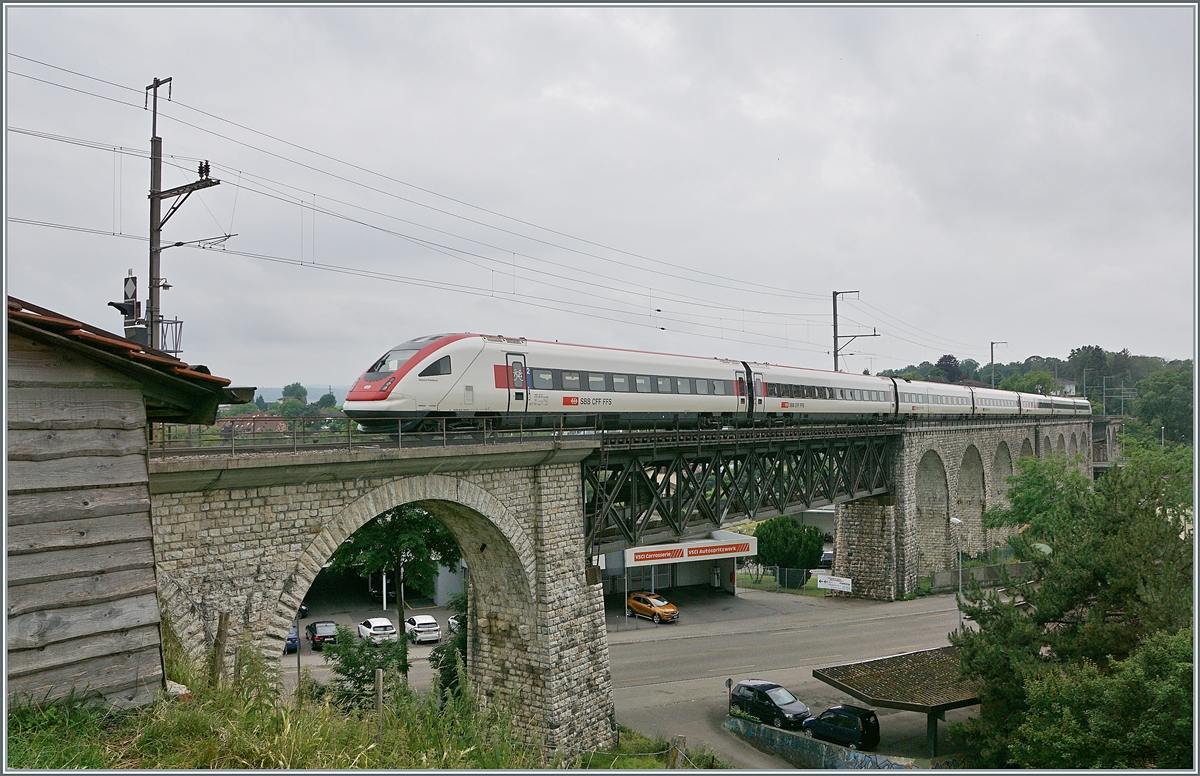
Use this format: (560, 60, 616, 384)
(563, 396, 579, 406)
(624, 534, 757, 568)
(686, 542, 750, 558)
(632, 548, 684, 563)
(817, 575, 853, 593)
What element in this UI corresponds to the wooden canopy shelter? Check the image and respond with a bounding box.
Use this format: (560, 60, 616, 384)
(812, 645, 978, 758)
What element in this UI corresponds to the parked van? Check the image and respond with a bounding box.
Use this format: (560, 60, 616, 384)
(800, 705, 880, 750)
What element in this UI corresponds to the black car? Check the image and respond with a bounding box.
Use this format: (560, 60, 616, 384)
(304, 620, 339, 651)
(730, 679, 811, 730)
(800, 705, 880, 750)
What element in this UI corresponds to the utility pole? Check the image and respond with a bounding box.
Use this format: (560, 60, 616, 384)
(145, 76, 221, 352)
(832, 291, 879, 372)
(147, 77, 169, 351)
(990, 341, 1007, 388)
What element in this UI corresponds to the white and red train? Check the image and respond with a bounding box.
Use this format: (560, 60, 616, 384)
(342, 333, 1090, 430)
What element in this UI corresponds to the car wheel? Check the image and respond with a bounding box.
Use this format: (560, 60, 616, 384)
(626, 607, 633, 617)
(803, 730, 813, 739)
(773, 716, 783, 728)
(848, 743, 857, 751)
(652, 613, 661, 624)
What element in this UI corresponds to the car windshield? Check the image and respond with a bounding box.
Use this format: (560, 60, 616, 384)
(766, 686, 798, 705)
(418, 622, 437, 629)
(648, 596, 669, 607)
(315, 624, 337, 635)
(373, 625, 394, 633)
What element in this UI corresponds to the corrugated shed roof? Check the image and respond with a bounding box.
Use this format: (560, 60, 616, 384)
(812, 646, 978, 713)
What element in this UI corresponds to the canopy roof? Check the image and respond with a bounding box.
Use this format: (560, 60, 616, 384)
(812, 645, 978, 714)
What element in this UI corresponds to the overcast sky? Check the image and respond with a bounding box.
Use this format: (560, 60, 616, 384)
(4, 6, 1195, 393)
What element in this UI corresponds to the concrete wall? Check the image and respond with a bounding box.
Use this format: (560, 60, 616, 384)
(151, 463, 615, 751)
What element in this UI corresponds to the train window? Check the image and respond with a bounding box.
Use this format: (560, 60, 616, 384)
(695, 379, 710, 395)
(853, 390, 862, 401)
(713, 380, 727, 396)
(657, 377, 673, 393)
(532, 370, 553, 390)
(780, 384, 793, 398)
(677, 378, 691, 394)
(588, 373, 606, 391)
(766, 383, 779, 398)
(418, 355, 451, 377)
(368, 347, 421, 377)
(562, 371, 581, 390)
(612, 375, 630, 392)
(636, 376, 652, 393)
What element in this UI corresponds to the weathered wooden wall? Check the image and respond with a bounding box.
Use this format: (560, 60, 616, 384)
(6, 333, 164, 708)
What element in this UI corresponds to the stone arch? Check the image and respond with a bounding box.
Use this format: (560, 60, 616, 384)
(989, 442, 1014, 551)
(1019, 438, 1034, 458)
(1056, 433, 1066, 455)
(1069, 433, 1078, 459)
(1043, 435, 1052, 458)
(915, 450, 952, 573)
(276, 474, 542, 723)
(956, 446, 985, 556)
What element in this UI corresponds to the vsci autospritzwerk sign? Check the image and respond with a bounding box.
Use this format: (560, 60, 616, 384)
(624, 536, 757, 568)
(817, 575, 853, 593)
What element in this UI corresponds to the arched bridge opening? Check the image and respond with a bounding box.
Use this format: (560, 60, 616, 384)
(150, 451, 615, 753)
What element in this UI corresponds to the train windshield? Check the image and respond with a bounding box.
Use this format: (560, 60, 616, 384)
(366, 348, 420, 379)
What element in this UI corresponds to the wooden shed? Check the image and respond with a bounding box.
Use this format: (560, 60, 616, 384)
(6, 297, 242, 708)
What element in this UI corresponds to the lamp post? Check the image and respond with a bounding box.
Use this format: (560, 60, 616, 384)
(990, 342, 1007, 388)
(949, 517, 963, 627)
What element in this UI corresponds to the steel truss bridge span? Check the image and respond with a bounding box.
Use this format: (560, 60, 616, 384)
(584, 423, 901, 555)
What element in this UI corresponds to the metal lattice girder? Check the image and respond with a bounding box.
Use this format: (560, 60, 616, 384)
(584, 424, 900, 555)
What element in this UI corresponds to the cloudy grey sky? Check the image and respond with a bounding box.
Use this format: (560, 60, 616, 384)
(4, 6, 1195, 392)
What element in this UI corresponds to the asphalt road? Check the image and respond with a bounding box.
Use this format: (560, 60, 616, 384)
(606, 586, 976, 768)
(292, 573, 976, 769)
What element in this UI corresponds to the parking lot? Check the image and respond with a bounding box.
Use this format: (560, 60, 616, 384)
(292, 570, 975, 768)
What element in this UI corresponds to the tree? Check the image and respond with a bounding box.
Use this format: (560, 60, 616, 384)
(754, 517, 825, 585)
(998, 370, 1055, 395)
(935, 355, 963, 383)
(1128, 363, 1193, 445)
(428, 591, 468, 698)
(281, 382, 308, 404)
(316, 392, 337, 409)
(327, 504, 462, 672)
(1006, 626, 1193, 769)
(949, 445, 1193, 766)
(276, 398, 309, 417)
(254, 394, 267, 411)
(320, 624, 409, 705)
(959, 359, 980, 381)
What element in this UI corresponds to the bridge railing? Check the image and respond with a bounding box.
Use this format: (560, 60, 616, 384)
(148, 415, 598, 457)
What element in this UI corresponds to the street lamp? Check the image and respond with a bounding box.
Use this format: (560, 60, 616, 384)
(949, 517, 963, 627)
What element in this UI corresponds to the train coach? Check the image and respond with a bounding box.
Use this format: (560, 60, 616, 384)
(341, 333, 1090, 431)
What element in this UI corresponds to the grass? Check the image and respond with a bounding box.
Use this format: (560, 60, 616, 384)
(736, 571, 827, 596)
(7, 641, 732, 769)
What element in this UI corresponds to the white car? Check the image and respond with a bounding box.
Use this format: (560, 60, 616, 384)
(404, 615, 441, 644)
(357, 617, 398, 644)
(447, 614, 460, 634)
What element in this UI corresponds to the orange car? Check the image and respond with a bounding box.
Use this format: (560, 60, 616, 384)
(626, 591, 679, 624)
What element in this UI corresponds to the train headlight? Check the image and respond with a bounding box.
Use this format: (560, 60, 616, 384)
(379, 377, 395, 392)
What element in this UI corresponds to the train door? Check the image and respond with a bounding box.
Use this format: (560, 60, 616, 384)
(753, 372, 765, 417)
(506, 354, 528, 413)
(736, 371, 749, 419)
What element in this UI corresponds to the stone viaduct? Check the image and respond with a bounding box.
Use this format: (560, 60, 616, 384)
(145, 417, 1089, 750)
(833, 417, 1092, 600)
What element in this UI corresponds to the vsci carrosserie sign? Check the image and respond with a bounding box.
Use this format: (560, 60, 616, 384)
(624, 536, 757, 568)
